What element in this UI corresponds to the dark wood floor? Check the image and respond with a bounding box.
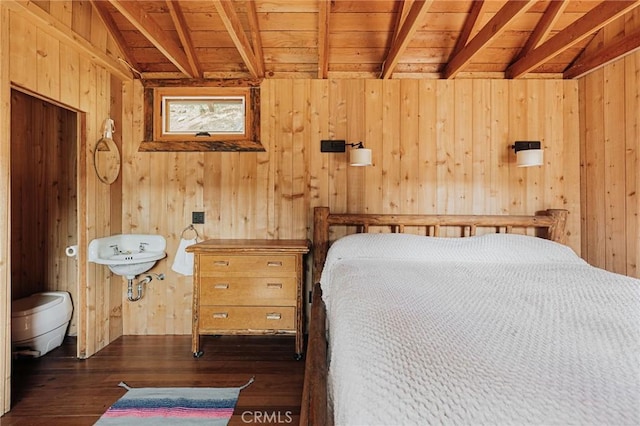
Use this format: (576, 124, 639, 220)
(1, 335, 305, 425)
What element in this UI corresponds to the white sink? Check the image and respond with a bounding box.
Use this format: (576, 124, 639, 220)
(88, 234, 166, 279)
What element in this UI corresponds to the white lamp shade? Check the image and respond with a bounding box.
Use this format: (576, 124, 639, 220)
(350, 148, 372, 166)
(516, 149, 543, 167)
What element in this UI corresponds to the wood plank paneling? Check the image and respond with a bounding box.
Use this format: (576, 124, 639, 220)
(292, 79, 310, 238)
(364, 79, 383, 215)
(328, 79, 348, 217)
(580, 27, 640, 277)
(400, 79, 420, 215)
(345, 79, 365, 214)
(0, 0, 124, 415)
(489, 80, 510, 215)
(1, 4, 12, 414)
(626, 50, 639, 278)
(59, 43, 80, 107)
(563, 80, 581, 246)
(418, 80, 438, 214)
(10, 90, 78, 337)
(583, 69, 606, 268)
(454, 80, 473, 217)
(8, 12, 36, 89)
(382, 80, 401, 214)
(123, 78, 581, 335)
(471, 80, 491, 216)
(3, 0, 128, 365)
(603, 61, 627, 273)
(36, 27, 61, 100)
(625, 10, 640, 279)
(436, 81, 455, 219)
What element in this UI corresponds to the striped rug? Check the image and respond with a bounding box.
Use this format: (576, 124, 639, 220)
(95, 378, 254, 425)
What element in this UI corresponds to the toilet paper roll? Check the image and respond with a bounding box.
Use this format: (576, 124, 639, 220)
(65, 245, 78, 258)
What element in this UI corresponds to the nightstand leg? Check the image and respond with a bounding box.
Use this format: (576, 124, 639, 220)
(192, 332, 202, 357)
(295, 332, 304, 360)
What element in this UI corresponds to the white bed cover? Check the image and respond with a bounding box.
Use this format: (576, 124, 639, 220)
(320, 233, 640, 426)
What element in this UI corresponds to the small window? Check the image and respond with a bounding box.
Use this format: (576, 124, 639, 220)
(162, 95, 245, 136)
(144, 86, 262, 151)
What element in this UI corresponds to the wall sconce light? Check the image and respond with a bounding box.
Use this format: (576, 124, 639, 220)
(320, 140, 372, 166)
(511, 141, 543, 167)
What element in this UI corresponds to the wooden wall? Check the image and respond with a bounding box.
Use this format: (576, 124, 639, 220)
(0, 0, 129, 387)
(10, 90, 78, 335)
(123, 78, 581, 335)
(579, 11, 640, 278)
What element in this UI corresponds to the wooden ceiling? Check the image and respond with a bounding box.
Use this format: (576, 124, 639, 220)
(90, 0, 640, 81)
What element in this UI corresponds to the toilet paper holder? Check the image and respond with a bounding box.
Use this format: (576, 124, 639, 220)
(65, 245, 78, 259)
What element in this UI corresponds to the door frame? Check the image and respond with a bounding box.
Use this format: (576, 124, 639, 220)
(2, 85, 87, 413)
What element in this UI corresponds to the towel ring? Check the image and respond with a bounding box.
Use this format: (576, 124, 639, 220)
(181, 224, 201, 241)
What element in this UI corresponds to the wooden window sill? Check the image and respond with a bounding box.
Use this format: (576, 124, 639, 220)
(138, 140, 265, 152)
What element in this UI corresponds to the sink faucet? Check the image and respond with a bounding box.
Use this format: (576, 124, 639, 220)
(109, 244, 119, 255)
(139, 242, 148, 252)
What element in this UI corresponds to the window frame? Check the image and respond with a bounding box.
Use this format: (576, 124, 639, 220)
(139, 82, 263, 152)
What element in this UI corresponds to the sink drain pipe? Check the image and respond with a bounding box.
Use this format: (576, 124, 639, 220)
(127, 273, 165, 302)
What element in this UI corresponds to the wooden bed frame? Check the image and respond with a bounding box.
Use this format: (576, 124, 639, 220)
(300, 206, 568, 426)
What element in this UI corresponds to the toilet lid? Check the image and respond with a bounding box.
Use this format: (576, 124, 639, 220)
(12, 294, 63, 317)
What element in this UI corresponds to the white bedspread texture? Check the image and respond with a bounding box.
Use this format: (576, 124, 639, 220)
(321, 234, 640, 425)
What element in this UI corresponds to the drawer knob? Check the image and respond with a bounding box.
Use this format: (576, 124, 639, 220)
(213, 260, 230, 266)
(267, 283, 283, 289)
(214, 283, 230, 289)
(267, 261, 283, 267)
(212, 312, 228, 319)
(266, 313, 282, 320)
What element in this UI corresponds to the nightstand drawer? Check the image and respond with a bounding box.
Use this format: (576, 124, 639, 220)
(201, 277, 297, 306)
(199, 254, 297, 275)
(199, 306, 296, 331)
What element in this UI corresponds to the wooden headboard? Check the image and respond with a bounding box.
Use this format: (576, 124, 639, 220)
(312, 207, 568, 284)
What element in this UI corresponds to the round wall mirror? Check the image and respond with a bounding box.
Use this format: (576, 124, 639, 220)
(94, 137, 121, 184)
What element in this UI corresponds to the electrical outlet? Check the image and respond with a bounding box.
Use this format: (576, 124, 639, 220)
(192, 211, 205, 224)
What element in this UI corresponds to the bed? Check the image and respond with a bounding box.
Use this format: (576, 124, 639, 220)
(301, 207, 640, 426)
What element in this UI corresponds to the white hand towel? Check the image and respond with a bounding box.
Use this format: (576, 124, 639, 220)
(171, 237, 196, 276)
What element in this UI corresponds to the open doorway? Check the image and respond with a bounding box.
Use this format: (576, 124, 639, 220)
(9, 89, 78, 359)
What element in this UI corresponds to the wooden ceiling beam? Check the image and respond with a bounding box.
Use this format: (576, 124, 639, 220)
(444, 0, 535, 79)
(317, 0, 330, 78)
(90, 0, 140, 74)
(381, 0, 433, 79)
(450, 0, 488, 58)
(564, 27, 640, 79)
(392, 0, 414, 44)
(514, 0, 568, 62)
(246, 0, 265, 77)
(211, 0, 264, 79)
(166, 0, 201, 78)
(506, 1, 640, 79)
(107, 0, 194, 78)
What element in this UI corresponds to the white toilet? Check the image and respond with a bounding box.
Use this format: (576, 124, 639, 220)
(11, 291, 73, 357)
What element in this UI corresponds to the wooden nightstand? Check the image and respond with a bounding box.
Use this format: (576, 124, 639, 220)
(187, 239, 309, 359)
